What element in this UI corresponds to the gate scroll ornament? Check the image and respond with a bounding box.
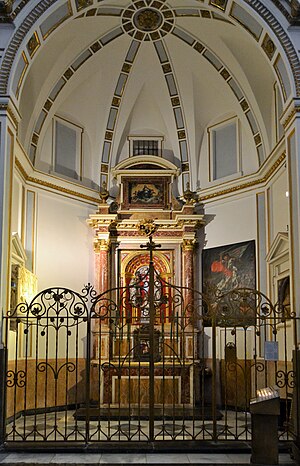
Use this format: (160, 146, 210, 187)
(2, 225, 298, 448)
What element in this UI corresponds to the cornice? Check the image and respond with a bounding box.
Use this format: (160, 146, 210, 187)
(15, 157, 99, 205)
(280, 98, 300, 129)
(198, 151, 286, 202)
(0, 99, 21, 128)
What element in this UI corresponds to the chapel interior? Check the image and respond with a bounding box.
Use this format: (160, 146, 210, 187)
(1, 0, 300, 459)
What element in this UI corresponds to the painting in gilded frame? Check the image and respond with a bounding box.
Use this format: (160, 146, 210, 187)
(121, 176, 170, 209)
(202, 240, 256, 326)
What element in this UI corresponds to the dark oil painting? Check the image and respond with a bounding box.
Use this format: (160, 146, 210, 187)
(202, 240, 256, 326)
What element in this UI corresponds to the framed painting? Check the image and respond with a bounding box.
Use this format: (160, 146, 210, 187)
(202, 240, 256, 326)
(121, 176, 170, 209)
(277, 276, 290, 317)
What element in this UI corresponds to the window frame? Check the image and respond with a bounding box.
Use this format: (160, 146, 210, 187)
(128, 135, 164, 157)
(208, 116, 242, 183)
(52, 115, 83, 181)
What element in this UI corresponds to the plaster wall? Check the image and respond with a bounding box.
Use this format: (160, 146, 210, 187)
(35, 191, 95, 292)
(203, 193, 256, 250)
(268, 168, 289, 244)
(11, 174, 23, 238)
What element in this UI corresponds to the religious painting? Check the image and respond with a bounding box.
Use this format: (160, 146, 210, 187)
(277, 276, 290, 317)
(202, 240, 256, 326)
(121, 176, 170, 209)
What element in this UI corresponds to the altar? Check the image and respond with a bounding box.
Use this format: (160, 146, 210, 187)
(88, 155, 205, 409)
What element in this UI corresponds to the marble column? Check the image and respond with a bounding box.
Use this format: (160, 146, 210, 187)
(95, 239, 110, 294)
(93, 239, 110, 359)
(182, 239, 195, 317)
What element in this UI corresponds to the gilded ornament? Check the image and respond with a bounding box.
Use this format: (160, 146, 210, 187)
(64, 68, 73, 80)
(122, 63, 131, 73)
(99, 181, 109, 204)
(161, 23, 172, 32)
(240, 99, 249, 111)
(210, 0, 227, 11)
(94, 239, 110, 252)
(32, 133, 39, 145)
(112, 97, 121, 107)
(138, 219, 158, 237)
(163, 63, 172, 74)
(27, 33, 40, 57)
(254, 134, 261, 145)
(221, 68, 230, 80)
(134, 8, 163, 32)
(91, 41, 101, 53)
(163, 10, 173, 19)
(182, 239, 196, 251)
(183, 182, 196, 205)
(172, 97, 180, 106)
(262, 35, 275, 59)
(178, 130, 186, 140)
(105, 131, 113, 141)
(44, 99, 52, 111)
(194, 42, 204, 53)
(76, 0, 93, 11)
(150, 31, 160, 41)
(201, 10, 211, 18)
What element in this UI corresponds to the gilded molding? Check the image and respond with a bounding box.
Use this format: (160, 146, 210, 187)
(0, 103, 19, 128)
(281, 103, 300, 129)
(94, 239, 110, 252)
(15, 157, 99, 204)
(182, 239, 196, 251)
(198, 152, 286, 202)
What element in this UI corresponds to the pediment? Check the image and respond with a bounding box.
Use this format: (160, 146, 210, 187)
(112, 155, 180, 177)
(266, 232, 289, 263)
(12, 232, 27, 265)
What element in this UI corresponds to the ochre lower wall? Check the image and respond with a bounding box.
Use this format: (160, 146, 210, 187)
(6, 358, 86, 419)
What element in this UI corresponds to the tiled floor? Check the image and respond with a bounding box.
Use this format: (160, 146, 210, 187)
(3, 410, 296, 464)
(0, 451, 296, 464)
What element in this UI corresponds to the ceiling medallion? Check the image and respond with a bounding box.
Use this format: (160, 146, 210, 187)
(133, 8, 163, 32)
(122, 1, 175, 41)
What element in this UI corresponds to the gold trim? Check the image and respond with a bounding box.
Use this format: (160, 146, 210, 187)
(0, 104, 19, 129)
(41, 0, 73, 40)
(15, 158, 99, 205)
(281, 103, 300, 129)
(94, 239, 111, 252)
(16, 52, 29, 99)
(182, 239, 196, 251)
(6, 129, 14, 312)
(274, 54, 287, 102)
(287, 131, 295, 320)
(26, 190, 36, 273)
(21, 185, 26, 246)
(229, 3, 262, 41)
(199, 152, 286, 202)
(27, 31, 41, 58)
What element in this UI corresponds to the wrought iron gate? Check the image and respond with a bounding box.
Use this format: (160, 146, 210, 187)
(2, 235, 299, 450)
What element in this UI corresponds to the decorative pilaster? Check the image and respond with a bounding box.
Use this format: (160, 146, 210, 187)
(94, 239, 110, 295)
(182, 239, 196, 316)
(281, 99, 300, 340)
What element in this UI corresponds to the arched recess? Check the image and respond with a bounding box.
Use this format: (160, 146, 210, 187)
(120, 250, 173, 324)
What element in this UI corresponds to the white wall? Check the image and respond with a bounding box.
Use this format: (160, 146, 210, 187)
(203, 193, 256, 249)
(35, 191, 95, 292)
(11, 174, 23, 238)
(268, 167, 289, 244)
